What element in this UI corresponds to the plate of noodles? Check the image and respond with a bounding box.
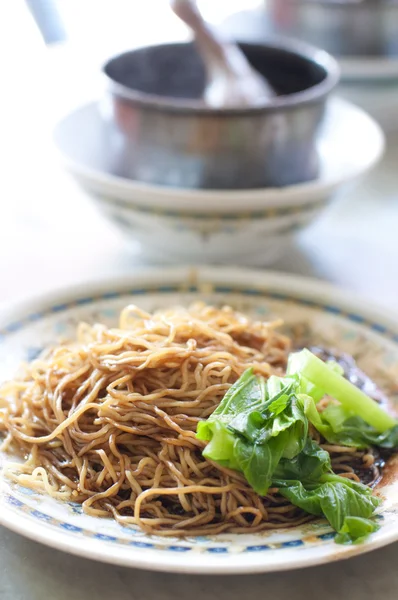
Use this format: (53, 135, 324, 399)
(0, 267, 397, 574)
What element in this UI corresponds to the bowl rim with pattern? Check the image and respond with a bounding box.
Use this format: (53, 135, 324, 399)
(0, 267, 397, 574)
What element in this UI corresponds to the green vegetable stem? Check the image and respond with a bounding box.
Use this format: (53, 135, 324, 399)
(288, 348, 396, 432)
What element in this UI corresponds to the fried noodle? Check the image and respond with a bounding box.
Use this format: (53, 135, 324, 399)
(0, 303, 378, 536)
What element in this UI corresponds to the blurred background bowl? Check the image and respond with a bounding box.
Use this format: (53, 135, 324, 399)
(54, 97, 384, 265)
(102, 40, 339, 190)
(220, 2, 398, 132)
(265, 0, 398, 58)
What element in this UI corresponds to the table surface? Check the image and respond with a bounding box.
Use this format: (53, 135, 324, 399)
(1, 3, 398, 598)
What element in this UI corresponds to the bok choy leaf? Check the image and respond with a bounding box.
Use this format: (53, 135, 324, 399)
(197, 369, 308, 494)
(196, 349, 396, 544)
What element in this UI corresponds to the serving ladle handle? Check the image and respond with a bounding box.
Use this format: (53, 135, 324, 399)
(170, 0, 275, 107)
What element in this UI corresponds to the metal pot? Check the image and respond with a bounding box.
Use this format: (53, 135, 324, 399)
(102, 40, 339, 190)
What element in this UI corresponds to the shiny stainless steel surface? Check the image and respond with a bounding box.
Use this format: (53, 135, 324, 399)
(102, 41, 339, 189)
(266, 0, 398, 58)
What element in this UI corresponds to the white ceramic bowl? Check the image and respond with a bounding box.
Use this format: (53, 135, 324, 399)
(54, 97, 384, 265)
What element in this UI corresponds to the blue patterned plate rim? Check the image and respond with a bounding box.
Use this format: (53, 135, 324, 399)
(0, 267, 397, 574)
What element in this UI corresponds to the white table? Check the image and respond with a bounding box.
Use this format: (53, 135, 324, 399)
(1, 5, 398, 598)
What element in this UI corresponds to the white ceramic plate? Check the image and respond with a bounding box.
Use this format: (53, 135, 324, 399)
(1, 267, 397, 574)
(53, 97, 384, 213)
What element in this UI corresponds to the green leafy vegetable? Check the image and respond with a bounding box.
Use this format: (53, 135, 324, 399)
(273, 438, 331, 482)
(274, 443, 382, 545)
(196, 349, 397, 544)
(287, 349, 398, 448)
(334, 516, 380, 545)
(275, 474, 380, 540)
(288, 349, 396, 432)
(318, 404, 398, 449)
(200, 368, 263, 426)
(197, 421, 239, 468)
(197, 370, 309, 494)
(233, 434, 287, 494)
